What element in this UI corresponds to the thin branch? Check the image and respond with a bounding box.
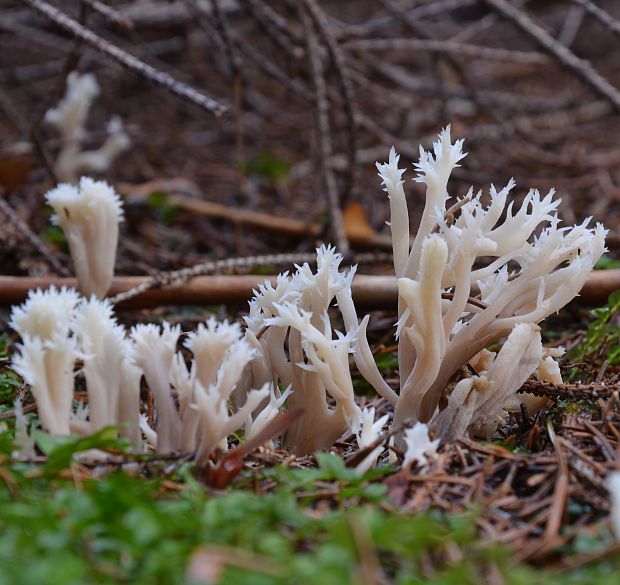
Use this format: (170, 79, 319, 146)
(0, 268, 617, 310)
(239, 0, 304, 59)
(208, 0, 242, 75)
(79, 0, 134, 30)
(297, 2, 349, 253)
(572, 0, 620, 40)
(344, 38, 550, 64)
(117, 177, 392, 250)
(21, 0, 228, 117)
(0, 194, 69, 276)
(483, 0, 620, 111)
(557, 4, 585, 47)
(302, 0, 359, 200)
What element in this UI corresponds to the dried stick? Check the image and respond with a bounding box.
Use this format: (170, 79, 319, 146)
(520, 380, 618, 401)
(107, 251, 391, 305)
(240, 0, 304, 59)
(117, 178, 393, 248)
(302, 0, 359, 199)
(483, 0, 620, 111)
(79, 0, 134, 30)
(0, 272, 391, 310)
(557, 4, 585, 47)
(297, 2, 349, 253)
(0, 194, 69, 277)
(0, 269, 617, 310)
(21, 0, 228, 117)
(344, 38, 549, 64)
(572, 0, 620, 40)
(208, 0, 242, 75)
(163, 193, 394, 249)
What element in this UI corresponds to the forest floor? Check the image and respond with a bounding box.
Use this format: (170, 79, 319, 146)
(1, 1, 620, 583)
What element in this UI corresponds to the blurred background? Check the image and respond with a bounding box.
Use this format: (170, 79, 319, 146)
(1, 0, 619, 277)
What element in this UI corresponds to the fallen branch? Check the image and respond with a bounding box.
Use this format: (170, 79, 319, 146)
(297, 1, 349, 253)
(484, 0, 620, 111)
(0, 268, 618, 310)
(21, 0, 228, 117)
(118, 179, 394, 249)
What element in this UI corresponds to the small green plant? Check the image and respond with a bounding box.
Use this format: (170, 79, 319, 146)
(595, 254, 620, 270)
(147, 190, 178, 225)
(241, 152, 291, 183)
(0, 334, 20, 409)
(570, 290, 620, 365)
(41, 225, 69, 252)
(0, 449, 618, 585)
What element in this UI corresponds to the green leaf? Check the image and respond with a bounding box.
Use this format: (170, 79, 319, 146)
(147, 190, 178, 225)
(241, 152, 291, 183)
(570, 289, 620, 366)
(315, 452, 359, 482)
(34, 426, 130, 474)
(595, 254, 620, 270)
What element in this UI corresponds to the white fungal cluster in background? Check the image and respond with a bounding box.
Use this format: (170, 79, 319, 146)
(9, 128, 608, 478)
(46, 177, 123, 298)
(45, 72, 130, 183)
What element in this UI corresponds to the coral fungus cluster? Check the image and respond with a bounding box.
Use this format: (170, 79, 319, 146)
(10, 129, 607, 475)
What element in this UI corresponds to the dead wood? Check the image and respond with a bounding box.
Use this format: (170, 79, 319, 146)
(0, 269, 617, 310)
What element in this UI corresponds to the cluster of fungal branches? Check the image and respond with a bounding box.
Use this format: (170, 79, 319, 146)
(9, 129, 606, 479)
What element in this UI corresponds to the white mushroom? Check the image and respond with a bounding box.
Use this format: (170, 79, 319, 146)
(46, 177, 124, 298)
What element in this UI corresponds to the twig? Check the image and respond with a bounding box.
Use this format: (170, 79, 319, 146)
(1, 268, 617, 310)
(483, 0, 620, 111)
(345, 38, 549, 64)
(107, 251, 393, 306)
(557, 4, 585, 47)
(27, 0, 89, 184)
(117, 178, 394, 248)
(572, 0, 620, 40)
(240, 0, 304, 59)
(21, 0, 228, 117)
(108, 253, 316, 305)
(335, 0, 479, 40)
(0, 402, 37, 421)
(79, 0, 134, 30)
(208, 0, 242, 75)
(302, 0, 359, 200)
(519, 379, 619, 401)
(297, 2, 349, 253)
(0, 194, 69, 276)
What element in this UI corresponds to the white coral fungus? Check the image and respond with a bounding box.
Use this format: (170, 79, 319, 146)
(608, 471, 620, 541)
(45, 71, 129, 182)
(402, 422, 440, 469)
(46, 177, 123, 298)
(10, 286, 80, 435)
(378, 127, 606, 440)
(354, 407, 389, 475)
(248, 245, 390, 454)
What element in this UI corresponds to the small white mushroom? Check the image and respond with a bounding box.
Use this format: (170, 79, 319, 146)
(10, 286, 80, 435)
(130, 323, 182, 453)
(46, 177, 124, 298)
